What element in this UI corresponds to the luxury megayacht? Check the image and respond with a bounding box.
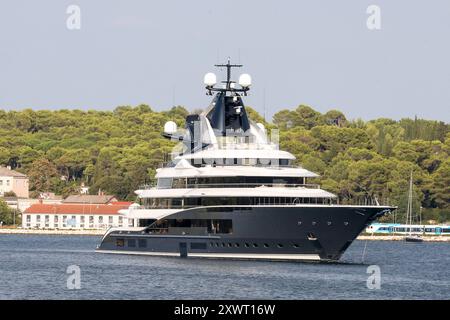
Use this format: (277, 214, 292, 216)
(97, 61, 395, 262)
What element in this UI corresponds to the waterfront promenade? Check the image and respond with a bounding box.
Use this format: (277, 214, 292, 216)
(0, 227, 449, 241)
(0, 227, 103, 236)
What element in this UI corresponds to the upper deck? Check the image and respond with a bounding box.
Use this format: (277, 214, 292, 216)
(156, 162, 319, 179)
(156, 60, 326, 198)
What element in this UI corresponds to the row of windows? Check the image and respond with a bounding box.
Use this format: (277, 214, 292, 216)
(160, 176, 306, 189)
(149, 219, 233, 234)
(113, 227, 346, 249)
(187, 158, 292, 167)
(208, 242, 300, 249)
(24, 215, 131, 228)
(375, 227, 450, 234)
(144, 196, 334, 209)
(28, 215, 123, 223)
(0, 179, 11, 186)
(115, 239, 303, 249)
(116, 239, 147, 248)
(143, 219, 349, 235)
(298, 221, 350, 226)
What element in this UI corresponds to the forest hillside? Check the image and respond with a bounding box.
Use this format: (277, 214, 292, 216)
(0, 105, 449, 223)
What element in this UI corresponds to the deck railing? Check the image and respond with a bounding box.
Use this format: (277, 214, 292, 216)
(139, 183, 321, 190)
(158, 162, 299, 169)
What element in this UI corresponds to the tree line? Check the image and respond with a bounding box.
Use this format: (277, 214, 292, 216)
(0, 104, 449, 223)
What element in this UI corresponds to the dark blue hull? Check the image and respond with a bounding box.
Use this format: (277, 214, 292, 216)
(97, 205, 393, 261)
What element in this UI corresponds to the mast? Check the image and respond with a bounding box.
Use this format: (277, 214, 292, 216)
(406, 171, 413, 235)
(205, 59, 251, 135)
(214, 57, 242, 91)
(206, 58, 250, 96)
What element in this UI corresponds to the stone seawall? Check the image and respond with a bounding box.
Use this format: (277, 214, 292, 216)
(0, 228, 104, 236)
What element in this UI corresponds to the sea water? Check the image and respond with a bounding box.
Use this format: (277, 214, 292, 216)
(0, 234, 448, 299)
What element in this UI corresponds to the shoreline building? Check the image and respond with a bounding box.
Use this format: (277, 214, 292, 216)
(63, 194, 118, 204)
(5, 193, 63, 213)
(0, 166, 29, 198)
(22, 202, 133, 230)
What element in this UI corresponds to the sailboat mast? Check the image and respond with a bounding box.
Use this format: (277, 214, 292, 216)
(407, 171, 413, 235)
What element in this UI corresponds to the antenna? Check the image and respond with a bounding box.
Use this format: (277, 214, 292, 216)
(205, 58, 250, 95)
(214, 57, 243, 90)
(172, 85, 175, 106)
(263, 87, 266, 122)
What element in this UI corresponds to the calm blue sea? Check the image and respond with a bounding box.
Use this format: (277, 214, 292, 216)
(0, 234, 449, 299)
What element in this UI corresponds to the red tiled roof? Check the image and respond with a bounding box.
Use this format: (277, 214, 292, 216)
(23, 203, 129, 215)
(109, 201, 133, 206)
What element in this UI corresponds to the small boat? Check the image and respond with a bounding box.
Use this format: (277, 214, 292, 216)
(404, 172, 423, 243)
(405, 235, 423, 243)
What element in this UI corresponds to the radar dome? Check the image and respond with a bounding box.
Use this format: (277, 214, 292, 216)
(164, 121, 177, 134)
(238, 73, 252, 88)
(203, 72, 217, 87)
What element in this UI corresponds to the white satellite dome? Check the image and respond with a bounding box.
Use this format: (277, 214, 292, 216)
(238, 73, 252, 88)
(203, 72, 217, 87)
(164, 121, 177, 134)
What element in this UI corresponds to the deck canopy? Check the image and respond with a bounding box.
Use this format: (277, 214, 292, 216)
(137, 186, 336, 199)
(175, 148, 295, 161)
(118, 208, 181, 219)
(156, 164, 319, 179)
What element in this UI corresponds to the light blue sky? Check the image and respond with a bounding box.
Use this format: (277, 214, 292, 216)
(1, 1, 449, 122)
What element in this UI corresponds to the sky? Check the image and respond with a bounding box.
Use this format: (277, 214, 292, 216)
(0, 0, 449, 122)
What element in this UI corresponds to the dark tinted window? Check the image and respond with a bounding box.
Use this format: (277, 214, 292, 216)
(191, 242, 207, 250)
(138, 239, 147, 248)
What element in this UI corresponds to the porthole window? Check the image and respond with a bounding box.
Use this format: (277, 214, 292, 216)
(263, 243, 269, 248)
(245, 243, 250, 248)
(222, 242, 226, 247)
(277, 244, 283, 248)
(235, 243, 239, 247)
(228, 243, 232, 247)
(293, 244, 299, 248)
(253, 243, 258, 248)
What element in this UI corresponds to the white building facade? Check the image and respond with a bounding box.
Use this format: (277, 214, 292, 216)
(22, 203, 136, 230)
